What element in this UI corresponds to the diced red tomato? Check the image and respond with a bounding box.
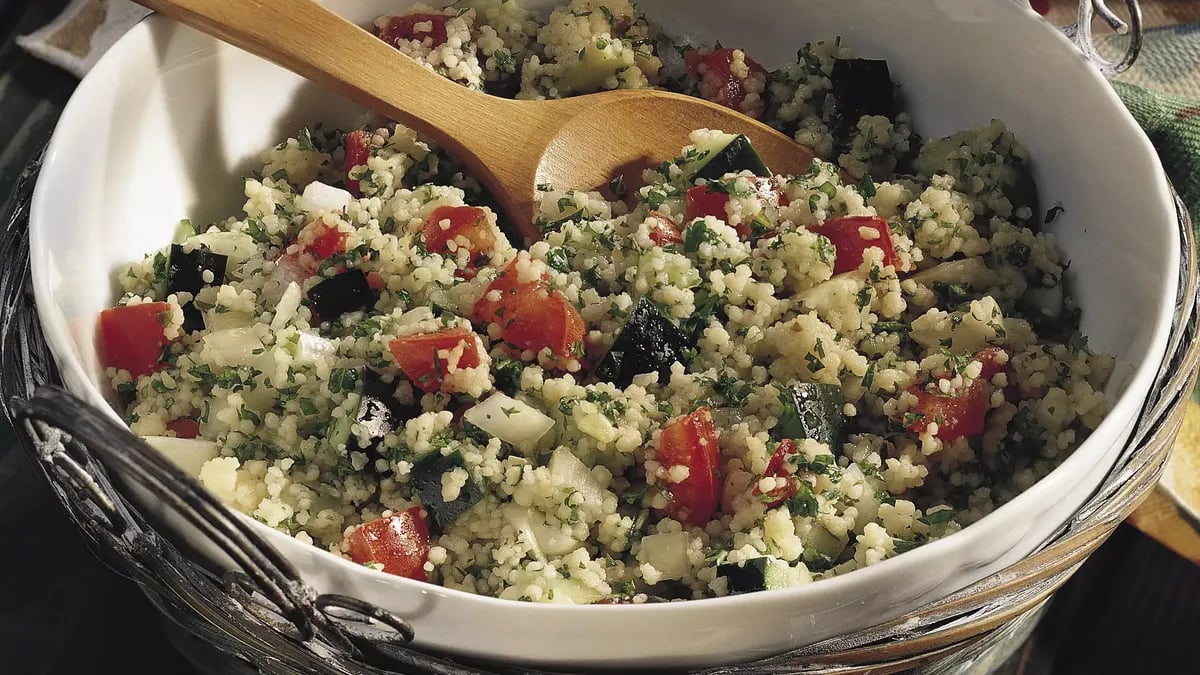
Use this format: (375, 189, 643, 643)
(646, 212, 683, 246)
(974, 346, 1020, 402)
(366, 271, 387, 291)
(1030, 0, 1051, 15)
(166, 419, 200, 439)
(686, 180, 786, 239)
(686, 185, 729, 222)
(657, 407, 722, 526)
(347, 507, 431, 580)
(388, 328, 482, 393)
(377, 13, 450, 47)
(308, 223, 348, 259)
(753, 439, 799, 508)
(421, 205, 496, 261)
(904, 347, 1010, 442)
(99, 302, 172, 377)
(471, 258, 585, 358)
(504, 286, 586, 357)
(472, 260, 547, 325)
(344, 130, 370, 197)
(270, 223, 346, 285)
(812, 215, 899, 274)
(905, 386, 988, 442)
(974, 346, 1008, 381)
(684, 47, 768, 117)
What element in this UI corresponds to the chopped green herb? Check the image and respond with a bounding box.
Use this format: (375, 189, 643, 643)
(151, 251, 169, 286)
(861, 362, 876, 390)
(609, 174, 627, 199)
(328, 368, 359, 395)
(493, 49, 516, 75)
(713, 375, 752, 407)
(545, 247, 573, 273)
(785, 481, 819, 518)
(296, 127, 317, 152)
(859, 173, 877, 198)
(918, 508, 955, 526)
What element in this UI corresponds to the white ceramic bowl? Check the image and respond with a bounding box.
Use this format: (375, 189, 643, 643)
(29, 0, 1178, 668)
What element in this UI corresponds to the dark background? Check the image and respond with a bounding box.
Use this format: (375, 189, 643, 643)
(1, 1, 1199, 673)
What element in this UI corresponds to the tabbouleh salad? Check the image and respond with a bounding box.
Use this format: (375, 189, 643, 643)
(99, 0, 1113, 603)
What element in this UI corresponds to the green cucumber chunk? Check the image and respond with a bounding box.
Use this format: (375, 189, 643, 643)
(173, 218, 196, 244)
(774, 383, 847, 450)
(684, 133, 771, 181)
(718, 556, 788, 593)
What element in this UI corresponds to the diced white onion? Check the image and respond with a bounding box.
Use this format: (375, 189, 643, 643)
(296, 331, 337, 364)
(548, 448, 606, 517)
(185, 231, 258, 266)
(271, 282, 302, 330)
(502, 504, 545, 561)
(298, 181, 353, 213)
(543, 576, 604, 604)
(463, 392, 554, 448)
(201, 327, 263, 366)
(638, 531, 692, 580)
(205, 310, 255, 332)
(142, 436, 220, 477)
(910, 257, 997, 287)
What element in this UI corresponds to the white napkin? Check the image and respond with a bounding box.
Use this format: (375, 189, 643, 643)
(17, 0, 151, 78)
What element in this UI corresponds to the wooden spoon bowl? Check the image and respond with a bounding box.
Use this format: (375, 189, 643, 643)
(136, 0, 819, 241)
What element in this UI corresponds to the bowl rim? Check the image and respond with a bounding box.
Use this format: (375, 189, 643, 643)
(28, 0, 1180, 624)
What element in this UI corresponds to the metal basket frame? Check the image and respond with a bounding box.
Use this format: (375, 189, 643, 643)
(1, 2, 1186, 672)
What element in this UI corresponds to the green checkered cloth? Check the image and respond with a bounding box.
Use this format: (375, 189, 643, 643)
(1114, 80, 1200, 230)
(1099, 27, 1200, 400)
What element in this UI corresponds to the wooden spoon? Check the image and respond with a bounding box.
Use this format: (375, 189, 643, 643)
(136, 0, 819, 242)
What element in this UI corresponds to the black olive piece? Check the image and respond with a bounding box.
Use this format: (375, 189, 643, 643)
(409, 451, 483, 534)
(594, 297, 694, 389)
(306, 269, 377, 322)
(166, 244, 228, 333)
(350, 369, 421, 459)
(825, 58, 896, 150)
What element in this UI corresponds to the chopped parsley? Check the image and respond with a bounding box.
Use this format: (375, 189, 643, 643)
(609, 174, 627, 199)
(785, 481, 820, 518)
(328, 368, 359, 395)
(296, 127, 317, 152)
(684, 220, 721, 253)
(545, 246, 573, 273)
(492, 49, 516, 75)
(713, 375, 752, 408)
(858, 173, 876, 198)
(151, 251, 169, 286)
(585, 389, 627, 422)
(492, 356, 524, 396)
(918, 508, 955, 526)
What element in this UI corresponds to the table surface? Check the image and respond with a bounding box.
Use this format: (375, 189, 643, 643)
(2, 1, 1199, 674)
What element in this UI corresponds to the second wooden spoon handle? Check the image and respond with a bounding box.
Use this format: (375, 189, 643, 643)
(135, 0, 515, 159)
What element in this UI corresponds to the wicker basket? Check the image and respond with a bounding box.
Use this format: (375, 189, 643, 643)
(2, 3, 1192, 673)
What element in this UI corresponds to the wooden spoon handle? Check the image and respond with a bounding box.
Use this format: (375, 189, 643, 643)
(134, 0, 515, 161)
